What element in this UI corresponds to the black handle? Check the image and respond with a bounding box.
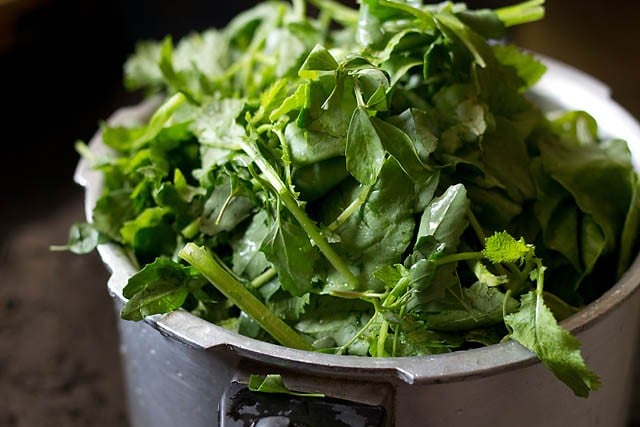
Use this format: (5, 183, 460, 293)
(219, 382, 386, 427)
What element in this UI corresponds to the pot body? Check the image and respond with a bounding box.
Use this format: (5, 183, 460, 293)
(78, 57, 640, 427)
(115, 291, 640, 427)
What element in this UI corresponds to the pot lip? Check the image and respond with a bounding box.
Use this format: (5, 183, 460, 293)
(78, 55, 640, 385)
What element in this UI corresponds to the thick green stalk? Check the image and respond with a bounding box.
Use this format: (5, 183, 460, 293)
(179, 243, 313, 351)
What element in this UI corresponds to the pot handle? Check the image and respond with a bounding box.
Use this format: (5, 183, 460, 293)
(219, 381, 387, 427)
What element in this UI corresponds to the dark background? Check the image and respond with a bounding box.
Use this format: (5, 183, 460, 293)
(1, 1, 639, 426)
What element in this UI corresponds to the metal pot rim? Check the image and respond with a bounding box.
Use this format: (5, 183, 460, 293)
(77, 55, 640, 385)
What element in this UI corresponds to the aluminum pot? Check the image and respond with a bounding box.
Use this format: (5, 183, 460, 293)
(76, 57, 640, 427)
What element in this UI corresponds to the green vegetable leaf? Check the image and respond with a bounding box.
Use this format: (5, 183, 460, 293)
(120, 207, 176, 258)
(261, 215, 322, 296)
(299, 44, 339, 79)
(248, 374, 325, 397)
(482, 231, 533, 264)
(230, 211, 271, 280)
(334, 158, 416, 290)
(102, 93, 186, 152)
(346, 107, 385, 185)
(492, 44, 546, 91)
(416, 184, 469, 253)
(295, 295, 374, 355)
(51, 223, 100, 255)
(123, 40, 164, 92)
(420, 282, 518, 331)
(505, 289, 601, 397)
(121, 258, 192, 320)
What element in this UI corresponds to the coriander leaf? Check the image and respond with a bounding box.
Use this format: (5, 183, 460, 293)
(249, 374, 324, 398)
(346, 107, 386, 184)
(505, 289, 601, 397)
(482, 231, 532, 264)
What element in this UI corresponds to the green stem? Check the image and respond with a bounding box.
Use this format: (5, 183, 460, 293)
(376, 319, 389, 357)
(327, 185, 372, 231)
(378, 0, 434, 23)
(179, 243, 312, 351)
(74, 140, 98, 165)
(433, 251, 483, 266)
(251, 267, 277, 289)
(535, 260, 545, 296)
(391, 305, 406, 357)
(466, 208, 486, 242)
(496, 0, 545, 27)
(335, 311, 379, 355)
(239, 139, 360, 289)
(308, 0, 359, 26)
(383, 276, 411, 307)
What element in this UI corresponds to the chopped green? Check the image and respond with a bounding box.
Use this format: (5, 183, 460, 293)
(65, 0, 640, 397)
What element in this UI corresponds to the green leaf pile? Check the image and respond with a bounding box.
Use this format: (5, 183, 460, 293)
(67, 0, 640, 397)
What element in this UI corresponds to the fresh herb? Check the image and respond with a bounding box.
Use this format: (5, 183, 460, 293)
(65, 0, 640, 397)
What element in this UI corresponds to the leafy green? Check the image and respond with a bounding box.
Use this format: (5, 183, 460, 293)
(346, 107, 385, 184)
(51, 223, 100, 254)
(261, 214, 322, 296)
(121, 258, 193, 321)
(482, 231, 532, 264)
(505, 287, 602, 397)
(421, 282, 519, 331)
(248, 374, 324, 397)
(66, 0, 640, 398)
